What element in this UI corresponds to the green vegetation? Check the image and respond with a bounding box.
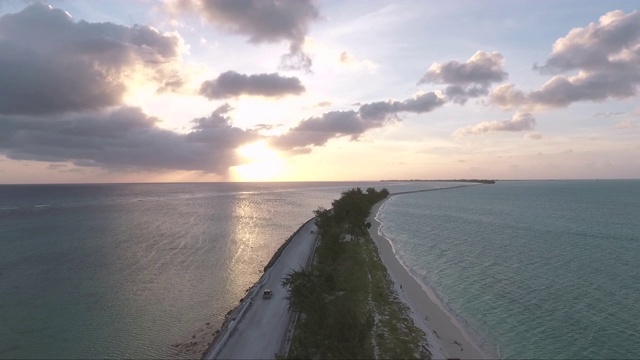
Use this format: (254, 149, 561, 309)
(282, 188, 431, 359)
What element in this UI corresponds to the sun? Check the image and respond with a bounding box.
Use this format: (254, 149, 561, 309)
(231, 141, 285, 181)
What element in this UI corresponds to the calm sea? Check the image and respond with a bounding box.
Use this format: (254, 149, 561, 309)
(377, 180, 640, 359)
(0, 181, 448, 359)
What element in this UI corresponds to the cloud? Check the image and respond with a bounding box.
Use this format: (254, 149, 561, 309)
(156, 71, 186, 93)
(339, 51, 351, 63)
(442, 85, 490, 105)
(492, 72, 640, 110)
(359, 92, 446, 121)
(0, 3, 183, 115)
(337, 50, 378, 72)
(314, 101, 332, 108)
(199, 71, 305, 99)
(398, 92, 447, 112)
(488, 83, 528, 109)
(271, 110, 360, 153)
(491, 10, 640, 110)
(528, 72, 639, 107)
(454, 112, 536, 136)
(615, 119, 634, 129)
(181, 0, 319, 72)
(525, 132, 543, 140)
(420, 51, 507, 86)
(272, 92, 445, 152)
(253, 123, 281, 131)
(47, 164, 68, 170)
(279, 51, 314, 73)
(594, 111, 625, 117)
(45, 163, 84, 173)
(419, 51, 507, 104)
(0, 105, 258, 173)
(534, 10, 640, 74)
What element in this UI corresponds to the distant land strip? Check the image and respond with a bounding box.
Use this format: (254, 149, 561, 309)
(381, 179, 496, 184)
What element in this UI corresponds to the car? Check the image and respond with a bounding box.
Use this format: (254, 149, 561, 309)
(262, 289, 273, 299)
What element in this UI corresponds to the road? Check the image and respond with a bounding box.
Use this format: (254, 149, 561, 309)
(205, 220, 318, 359)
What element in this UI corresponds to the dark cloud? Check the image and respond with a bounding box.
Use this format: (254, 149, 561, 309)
(491, 10, 640, 110)
(528, 72, 639, 107)
(454, 112, 536, 136)
(272, 92, 445, 152)
(398, 92, 446, 113)
(359, 92, 445, 121)
(199, 71, 305, 99)
(488, 83, 528, 109)
(0, 3, 183, 115)
(419, 51, 507, 104)
(186, 0, 318, 46)
(420, 51, 507, 86)
(0, 106, 258, 173)
(357, 101, 398, 122)
(272, 110, 360, 152)
(443, 85, 489, 105)
(182, 0, 319, 72)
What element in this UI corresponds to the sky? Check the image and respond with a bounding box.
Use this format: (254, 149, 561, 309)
(0, 0, 639, 183)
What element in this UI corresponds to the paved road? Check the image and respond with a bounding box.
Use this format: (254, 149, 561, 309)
(205, 220, 318, 359)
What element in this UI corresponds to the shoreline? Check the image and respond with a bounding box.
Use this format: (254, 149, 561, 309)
(199, 218, 316, 359)
(199, 184, 494, 359)
(368, 195, 496, 359)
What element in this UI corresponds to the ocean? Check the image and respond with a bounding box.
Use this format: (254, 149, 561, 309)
(3, 180, 637, 359)
(0, 181, 445, 359)
(377, 180, 640, 359)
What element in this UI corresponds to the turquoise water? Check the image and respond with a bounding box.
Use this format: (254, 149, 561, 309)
(378, 180, 640, 359)
(0, 181, 446, 359)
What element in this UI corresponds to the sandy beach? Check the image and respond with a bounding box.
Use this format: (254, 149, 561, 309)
(368, 199, 494, 360)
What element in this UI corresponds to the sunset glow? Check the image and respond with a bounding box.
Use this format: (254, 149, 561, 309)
(232, 142, 286, 181)
(0, 1, 638, 183)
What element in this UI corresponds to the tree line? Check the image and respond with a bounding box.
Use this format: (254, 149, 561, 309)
(281, 187, 389, 359)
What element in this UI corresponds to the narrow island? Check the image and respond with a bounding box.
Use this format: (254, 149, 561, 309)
(202, 185, 491, 359)
(282, 187, 431, 358)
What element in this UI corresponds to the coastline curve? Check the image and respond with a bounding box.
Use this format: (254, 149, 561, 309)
(368, 187, 498, 359)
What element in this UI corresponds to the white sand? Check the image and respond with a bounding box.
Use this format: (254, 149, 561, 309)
(368, 199, 495, 359)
